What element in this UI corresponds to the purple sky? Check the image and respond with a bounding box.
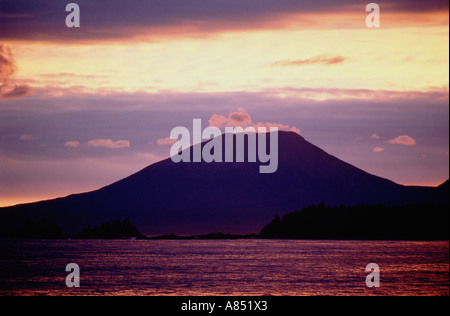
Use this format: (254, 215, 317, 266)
(0, 0, 448, 206)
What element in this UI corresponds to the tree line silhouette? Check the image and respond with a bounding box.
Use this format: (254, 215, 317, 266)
(259, 203, 449, 240)
(1, 203, 448, 240)
(75, 217, 147, 239)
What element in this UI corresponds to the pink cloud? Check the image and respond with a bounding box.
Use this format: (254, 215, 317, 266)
(0, 84, 32, 99)
(209, 109, 252, 129)
(272, 55, 345, 67)
(19, 134, 36, 141)
(370, 133, 380, 140)
(228, 112, 252, 126)
(156, 137, 178, 146)
(0, 45, 32, 99)
(64, 141, 81, 148)
(208, 114, 233, 129)
(87, 139, 130, 149)
(253, 122, 301, 134)
(373, 147, 385, 153)
(387, 135, 416, 146)
(208, 109, 300, 134)
(262, 86, 449, 101)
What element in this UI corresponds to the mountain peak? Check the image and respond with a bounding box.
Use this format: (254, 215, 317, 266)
(1, 132, 446, 236)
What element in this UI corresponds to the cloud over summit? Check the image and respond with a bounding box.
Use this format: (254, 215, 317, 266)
(208, 109, 300, 134)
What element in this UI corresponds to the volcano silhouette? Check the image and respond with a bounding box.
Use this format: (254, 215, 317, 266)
(1, 131, 448, 235)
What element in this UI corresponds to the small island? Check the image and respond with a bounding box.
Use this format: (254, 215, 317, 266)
(74, 218, 147, 239)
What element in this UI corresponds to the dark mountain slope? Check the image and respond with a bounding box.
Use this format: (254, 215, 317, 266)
(1, 132, 447, 235)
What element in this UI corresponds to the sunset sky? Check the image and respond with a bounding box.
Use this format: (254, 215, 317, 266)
(0, 0, 449, 206)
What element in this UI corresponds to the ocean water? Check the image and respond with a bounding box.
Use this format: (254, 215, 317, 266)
(0, 239, 448, 296)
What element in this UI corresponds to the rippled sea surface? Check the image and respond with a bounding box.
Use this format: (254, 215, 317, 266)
(0, 239, 448, 296)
